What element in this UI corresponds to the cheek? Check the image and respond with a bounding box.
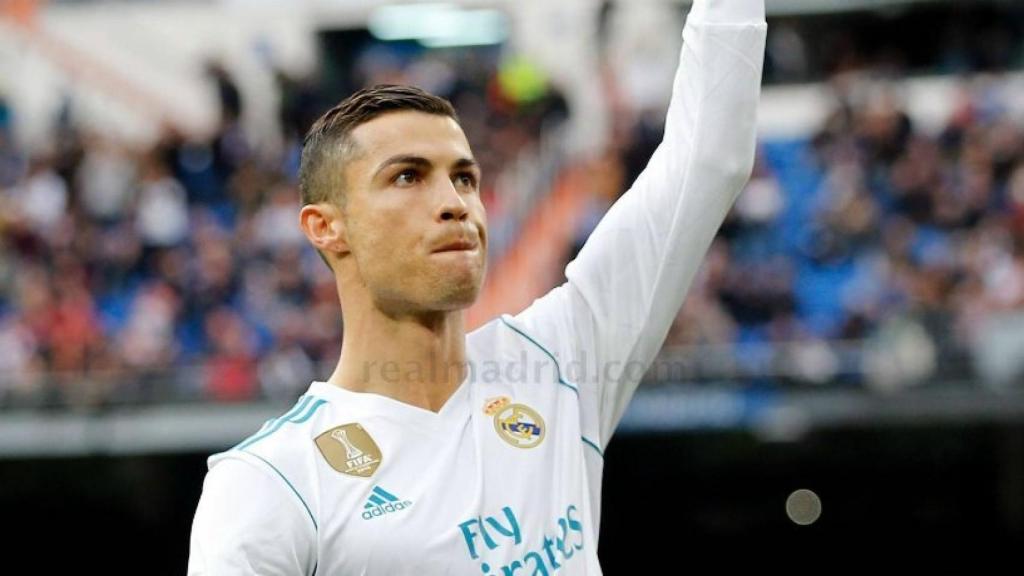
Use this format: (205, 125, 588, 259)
(472, 201, 488, 245)
(349, 210, 419, 270)
(474, 198, 487, 221)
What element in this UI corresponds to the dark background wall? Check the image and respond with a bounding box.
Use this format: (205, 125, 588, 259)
(4, 422, 1021, 574)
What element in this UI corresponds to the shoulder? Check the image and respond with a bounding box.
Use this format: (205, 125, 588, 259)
(206, 393, 334, 529)
(190, 453, 318, 575)
(224, 393, 332, 460)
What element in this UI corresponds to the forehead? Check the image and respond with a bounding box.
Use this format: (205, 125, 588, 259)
(349, 110, 472, 163)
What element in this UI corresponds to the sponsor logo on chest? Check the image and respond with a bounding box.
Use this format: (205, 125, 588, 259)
(361, 485, 414, 521)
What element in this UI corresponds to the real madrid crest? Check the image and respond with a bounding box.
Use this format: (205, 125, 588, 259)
(315, 423, 383, 477)
(493, 403, 546, 449)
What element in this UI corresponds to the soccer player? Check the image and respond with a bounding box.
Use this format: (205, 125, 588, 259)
(188, 1, 766, 573)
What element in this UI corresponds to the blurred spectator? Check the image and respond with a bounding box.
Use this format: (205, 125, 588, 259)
(135, 154, 189, 248)
(8, 155, 67, 234)
(117, 281, 180, 372)
(76, 135, 136, 223)
(0, 317, 41, 403)
(203, 307, 258, 402)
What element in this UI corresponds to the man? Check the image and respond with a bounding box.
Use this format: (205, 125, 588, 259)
(188, 1, 766, 573)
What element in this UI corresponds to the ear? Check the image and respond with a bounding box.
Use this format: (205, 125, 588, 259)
(300, 203, 349, 258)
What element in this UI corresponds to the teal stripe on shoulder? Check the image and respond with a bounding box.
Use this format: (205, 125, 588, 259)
(236, 395, 328, 450)
(499, 315, 579, 395)
(290, 399, 328, 424)
(581, 436, 604, 458)
(241, 449, 318, 532)
(235, 395, 312, 450)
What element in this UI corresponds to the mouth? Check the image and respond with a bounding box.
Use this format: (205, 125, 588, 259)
(433, 239, 478, 253)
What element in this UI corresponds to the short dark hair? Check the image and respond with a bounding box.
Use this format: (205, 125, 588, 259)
(298, 84, 459, 206)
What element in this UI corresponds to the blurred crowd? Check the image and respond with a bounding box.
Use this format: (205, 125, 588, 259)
(630, 78, 1024, 391)
(2, 4, 1024, 409)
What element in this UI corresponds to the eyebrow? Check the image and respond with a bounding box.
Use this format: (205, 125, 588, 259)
(372, 155, 480, 180)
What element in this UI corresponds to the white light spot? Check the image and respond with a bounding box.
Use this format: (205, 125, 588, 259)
(786, 489, 822, 525)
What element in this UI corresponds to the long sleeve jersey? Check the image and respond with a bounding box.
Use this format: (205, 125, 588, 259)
(188, 2, 767, 574)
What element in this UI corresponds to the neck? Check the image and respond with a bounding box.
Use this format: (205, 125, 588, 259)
(326, 292, 468, 413)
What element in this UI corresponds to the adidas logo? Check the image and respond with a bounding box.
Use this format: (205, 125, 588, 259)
(361, 486, 414, 521)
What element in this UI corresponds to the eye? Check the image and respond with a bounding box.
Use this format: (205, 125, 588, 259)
(394, 169, 419, 186)
(455, 172, 478, 189)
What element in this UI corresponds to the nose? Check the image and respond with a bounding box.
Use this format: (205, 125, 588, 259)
(436, 180, 469, 222)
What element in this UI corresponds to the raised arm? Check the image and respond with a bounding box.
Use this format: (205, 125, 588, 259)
(510, 0, 767, 447)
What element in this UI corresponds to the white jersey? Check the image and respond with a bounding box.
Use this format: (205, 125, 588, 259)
(188, 2, 766, 574)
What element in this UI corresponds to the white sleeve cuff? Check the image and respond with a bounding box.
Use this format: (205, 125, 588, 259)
(688, 0, 766, 25)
